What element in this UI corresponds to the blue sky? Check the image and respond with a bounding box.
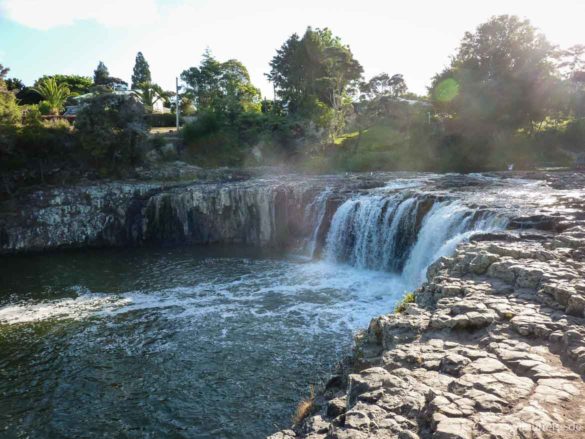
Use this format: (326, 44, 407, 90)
(1, 0, 585, 97)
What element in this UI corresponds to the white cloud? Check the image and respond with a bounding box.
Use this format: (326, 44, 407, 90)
(0, 0, 159, 30)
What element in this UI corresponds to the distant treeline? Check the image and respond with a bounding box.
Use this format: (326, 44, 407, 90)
(1, 14, 585, 182)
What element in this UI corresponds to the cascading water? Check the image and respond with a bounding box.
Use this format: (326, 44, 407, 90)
(400, 201, 508, 288)
(324, 194, 423, 271)
(303, 188, 332, 258)
(322, 193, 508, 288)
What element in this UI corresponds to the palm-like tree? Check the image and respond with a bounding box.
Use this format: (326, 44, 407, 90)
(32, 78, 70, 115)
(132, 82, 168, 112)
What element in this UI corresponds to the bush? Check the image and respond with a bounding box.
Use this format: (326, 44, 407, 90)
(182, 112, 238, 165)
(394, 292, 416, 313)
(37, 101, 53, 115)
(22, 105, 43, 126)
(0, 114, 76, 173)
(43, 118, 71, 130)
(0, 89, 20, 126)
(75, 93, 148, 168)
(144, 112, 178, 127)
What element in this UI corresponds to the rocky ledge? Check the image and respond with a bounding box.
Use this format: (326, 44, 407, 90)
(272, 223, 585, 438)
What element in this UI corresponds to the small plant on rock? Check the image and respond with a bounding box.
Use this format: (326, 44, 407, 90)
(293, 384, 315, 426)
(394, 292, 416, 314)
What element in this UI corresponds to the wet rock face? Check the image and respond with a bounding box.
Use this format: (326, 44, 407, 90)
(0, 179, 331, 253)
(0, 183, 163, 253)
(140, 182, 326, 246)
(284, 224, 585, 439)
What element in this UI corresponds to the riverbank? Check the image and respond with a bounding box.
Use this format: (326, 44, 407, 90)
(271, 176, 585, 438)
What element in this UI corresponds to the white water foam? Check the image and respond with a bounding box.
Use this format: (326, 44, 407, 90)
(0, 260, 403, 336)
(401, 202, 508, 288)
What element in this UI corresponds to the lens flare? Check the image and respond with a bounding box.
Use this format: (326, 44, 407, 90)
(435, 78, 460, 102)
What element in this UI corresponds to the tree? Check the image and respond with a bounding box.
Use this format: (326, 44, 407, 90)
(131, 52, 152, 89)
(76, 93, 147, 167)
(267, 27, 363, 115)
(181, 50, 261, 117)
(132, 82, 168, 112)
(360, 73, 407, 100)
(34, 74, 92, 96)
(557, 44, 585, 78)
(220, 59, 262, 115)
(93, 61, 110, 85)
(429, 15, 557, 136)
(32, 78, 71, 115)
(0, 64, 20, 126)
(105, 77, 128, 90)
(5, 78, 25, 92)
(0, 65, 8, 83)
(558, 45, 585, 117)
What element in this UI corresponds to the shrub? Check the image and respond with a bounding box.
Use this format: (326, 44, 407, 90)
(75, 93, 148, 168)
(43, 118, 71, 130)
(22, 105, 43, 126)
(394, 292, 416, 313)
(0, 89, 20, 126)
(37, 101, 53, 115)
(15, 122, 74, 159)
(182, 112, 238, 165)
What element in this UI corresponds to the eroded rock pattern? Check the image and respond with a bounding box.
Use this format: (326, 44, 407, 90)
(0, 179, 334, 253)
(275, 225, 585, 438)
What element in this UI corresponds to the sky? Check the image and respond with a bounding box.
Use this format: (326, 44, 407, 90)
(1, 0, 585, 98)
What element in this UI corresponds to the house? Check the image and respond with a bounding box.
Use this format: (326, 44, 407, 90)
(152, 97, 170, 114)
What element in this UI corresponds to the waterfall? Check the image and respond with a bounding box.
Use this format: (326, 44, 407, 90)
(303, 188, 332, 258)
(137, 180, 507, 282)
(323, 194, 507, 284)
(400, 201, 508, 288)
(324, 195, 423, 271)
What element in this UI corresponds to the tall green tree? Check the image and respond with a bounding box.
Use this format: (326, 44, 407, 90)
(558, 44, 585, 78)
(181, 50, 261, 117)
(0, 64, 20, 126)
(558, 44, 585, 117)
(430, 15, 557, 135)
(76, 94, 147, 167)
(93, 61, 110, 85)
(131, 52, 152, 89)
(5, 78, 25, 92)
(360, 73, 407, 100)
(267, 27, 363, 115)
(32, 77, 71, 115)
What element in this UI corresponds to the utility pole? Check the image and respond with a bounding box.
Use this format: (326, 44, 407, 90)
(175, 76, 180, 131)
